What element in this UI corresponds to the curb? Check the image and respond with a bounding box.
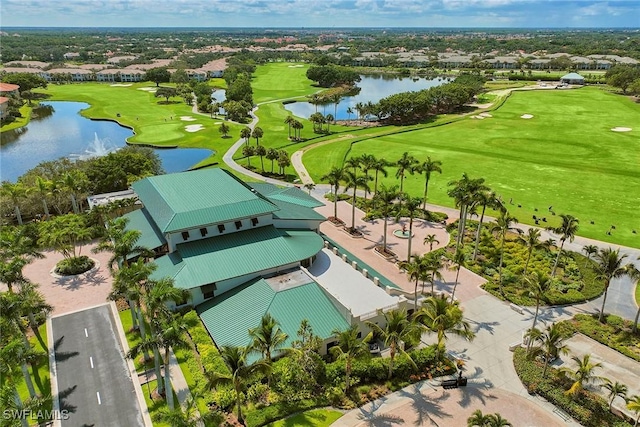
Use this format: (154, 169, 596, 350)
(47, 315, 61, 427)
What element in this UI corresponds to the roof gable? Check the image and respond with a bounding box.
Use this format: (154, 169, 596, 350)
(132, 169, 278, 232)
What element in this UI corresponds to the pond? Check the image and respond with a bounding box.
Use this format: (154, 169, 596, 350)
(0, 101, 213, 182)
(284, 74, 450, 120)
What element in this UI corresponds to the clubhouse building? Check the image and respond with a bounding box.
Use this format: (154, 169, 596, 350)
(121, 169, 406, 354)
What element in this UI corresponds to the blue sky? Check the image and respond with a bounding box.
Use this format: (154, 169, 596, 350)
(2, 0, 639, 28)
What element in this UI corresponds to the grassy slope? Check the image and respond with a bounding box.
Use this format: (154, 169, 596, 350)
(305, 87, 640, 248)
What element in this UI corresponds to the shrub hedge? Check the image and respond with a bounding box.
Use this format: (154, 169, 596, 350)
(512, 347, 631, 427)
(54, 255, 94, 275)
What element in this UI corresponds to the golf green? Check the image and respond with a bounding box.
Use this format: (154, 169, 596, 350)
(304, 87, 640, 248)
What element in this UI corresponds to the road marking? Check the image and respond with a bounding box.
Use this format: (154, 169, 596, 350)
(84, 328, 88, 337)
(96, 392, 101, 405)
(89, 356, 94, 369)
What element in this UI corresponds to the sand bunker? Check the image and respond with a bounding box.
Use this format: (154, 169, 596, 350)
(288, 65, 304, 68)
(471, 115, 485, 119)
(180, 116, 196, 122)
(137, 87, 157, 92)
(214, 122, 222, 125)
(110, 83, 132, 87)
(521, 114, 534, 119)
(479, 112, 492, 118)
(185, 124, 204, 132)
(611, 127, 632, 132)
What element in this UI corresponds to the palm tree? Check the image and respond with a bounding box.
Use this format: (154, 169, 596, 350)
(284, 115, 294, 139)
(365, 309, 422, 379)
(627, 395, 640, 427)
(593, 248, 637, 322)
(159, 317, 190, 410)
(251, 126, 264, 145)
(399, 195, 423, 262)
(33, 176, 51, 219)
(524, 271, 552, 349)
(1, 182, 28, 225)
(602, 379, 628, 411)
(206, 345, 271, 425)
(561, 354, 604, 399)
(2, 337, 43, 399)
(255, 145, 266, 173)
(92, 217, 153, 271)
(529, 322, 569, 377)
(472, 189, 502, 260)
(346, 106, 354, 120)
(0, 257, 31, 293)
(371, 157, 390, 202)
(416, 294, 474, 355)
(400, 253, 430, 311)
(547, 214, 579, 277)
(153, 390, 215, 427)
(60, 170, 88, 214)
(303, 183, 315, 195)
(310, 112, 324, 133)
(358, 154, 377, 200)
(419, 157, 442, 210)
(266, 147, 279, 174)
(467, 410, 512, 427)
(17, 282, 52, 350)
(449, 249, 467, 302)
(582, 244, 598, 265)
(291, 119, 303, 140)
(373, 184, 400, 254)
(631, 265, 640, 333)
(516, 229, 544, 277)
(395, 152, 418, 193)
(330, 325, 369, 393)
(490, 210, 520, 293)
(425, 253, 445, 295)
(240, 126, 252, 145)
(344, 156, 361, 176)
(343, 170, 369, 232)
(423, 234, 440, 251)
(448, 174, 488, 251)
(242, 144, 255, 168)
(325, 113, 334, 133)
(321, 166, 345, 221)
(249, 313, 288, 362)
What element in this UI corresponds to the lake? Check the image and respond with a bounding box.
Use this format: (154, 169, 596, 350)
(284, 75, 450, 120)
(0, 101, 213, 182)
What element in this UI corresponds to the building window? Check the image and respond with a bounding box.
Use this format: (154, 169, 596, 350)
(251, 217, 259, 227)
(181, 231, 189, 241)
(201, 284, 217, 299)
(200, 228, 208, 237)
(217, 224, 225, 233)
(235, 221, 242, 230)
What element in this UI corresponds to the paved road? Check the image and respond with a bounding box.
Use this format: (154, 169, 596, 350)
(52, 304, 144, 427)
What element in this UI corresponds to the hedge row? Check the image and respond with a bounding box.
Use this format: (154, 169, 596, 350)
(512, 347, 631, 427)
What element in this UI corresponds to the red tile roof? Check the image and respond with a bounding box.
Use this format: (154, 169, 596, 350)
(0, 83, 20, 92)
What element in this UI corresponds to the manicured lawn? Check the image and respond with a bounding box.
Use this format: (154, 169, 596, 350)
(304, 87, 640, 248)
(264, 409, 343, 427)
(636, 283, 640, 306)
(36, 82, 244, 168)
(251, 63, 318, 103)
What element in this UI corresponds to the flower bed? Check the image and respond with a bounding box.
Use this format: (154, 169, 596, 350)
(54, 255, 95, 275)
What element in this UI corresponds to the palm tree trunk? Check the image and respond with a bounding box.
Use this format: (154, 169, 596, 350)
(498, 233, 506, 293)
(599, 283, 611, 322)
(148, 323, 164, 395)
(351, 190, 357, 230)
(15, 206, 23, 226)
(407, 217, 413, 262)
(388, 344, 395, 380)
(137, 306, 150, 361)
(164, 347, 174, 410)
(551, 240, 565, 277)
(71, 194, 79, 214)
(345, 359, 352, 393)
(333, 188, 338, 219)
(28, 313, 47, 350)
(451, 267, 461, 302)
(399, 175, 404, 193)
(528, 298, 541, 351)
(382, 217, 388, 252)
(431, 272, 436, 295)
(236, 383, 243, 424)
(13, 389, 29, 427)
(422, 176, 430, 210)
(414, 277, 419, 312)
(21, 363, 37, 398)
(523, 250, 533, 277)
(472, 205, 487, 260)
(129, 300, 139, 329)
(42, 199, 50, 219)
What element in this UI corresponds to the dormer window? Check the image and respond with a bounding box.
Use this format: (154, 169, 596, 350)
(235, 221, 242, 230)
(217, 224, 225, 233)
(251, 218, 259, 226)
(181, 231, 189, 241)
(200, 228, 208, 237)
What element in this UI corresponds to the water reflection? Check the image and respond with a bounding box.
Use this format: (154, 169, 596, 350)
(0, 101, 213, 182)
(284, 75, 450, 120)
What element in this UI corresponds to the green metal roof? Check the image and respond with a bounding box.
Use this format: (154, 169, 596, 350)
(196, 277, 349, 355)
(269, 198, 326, 221)
(250, 183, 324, 208)
(150, 226, 324, 289)
(131, 169, 278, 233)
(122, 208, 167, 251)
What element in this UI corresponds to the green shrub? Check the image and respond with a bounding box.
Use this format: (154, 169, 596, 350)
(244, 398, 327, 427)
(54, 255, 94, 275)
